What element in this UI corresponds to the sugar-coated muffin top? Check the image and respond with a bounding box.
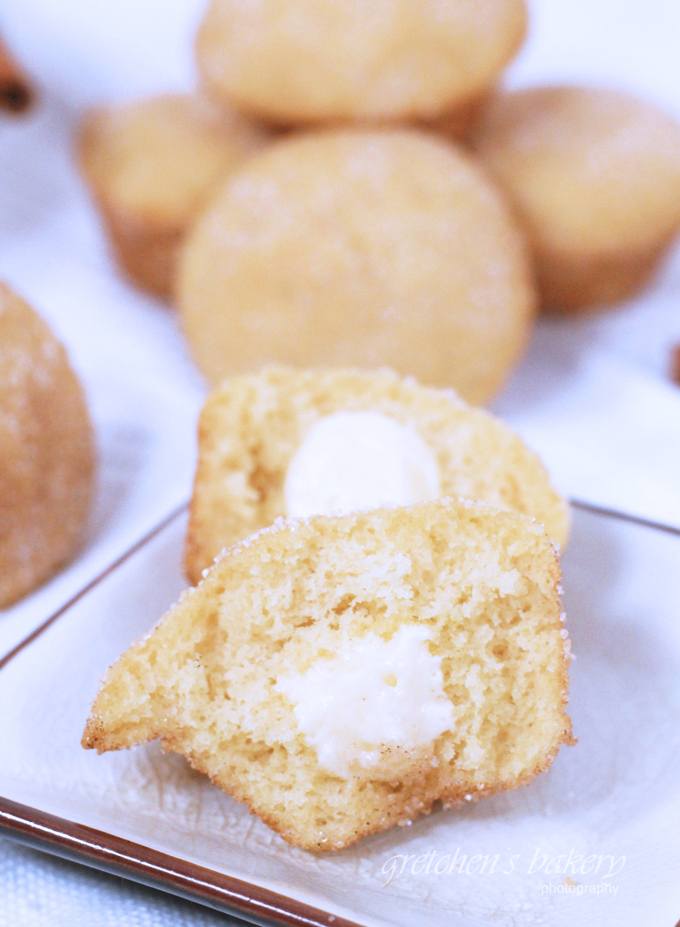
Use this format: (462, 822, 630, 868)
(197, 0, 527, 124)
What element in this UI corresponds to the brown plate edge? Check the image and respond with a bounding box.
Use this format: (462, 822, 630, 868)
(569, 498, 680, 538)
(0, 794, 363, 927)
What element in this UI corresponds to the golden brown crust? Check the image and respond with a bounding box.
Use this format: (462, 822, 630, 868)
(535, 238, 672, 314)
(470, 86, 680, 312)
(421, 89, 495, 144)
(97, 209, 183, 301)
(79, 93, 268, 298)
(0, 283, 95, 607)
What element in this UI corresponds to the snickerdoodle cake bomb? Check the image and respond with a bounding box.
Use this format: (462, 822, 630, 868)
(0, 284, 95, 607)
(184, 367, 569, 584)
(196, 0, 527, 126)
(177, 128, 537, 404)
(80, 93, 268, 298)
(469, 86, 680, 312)
(83, 498, 573, 851)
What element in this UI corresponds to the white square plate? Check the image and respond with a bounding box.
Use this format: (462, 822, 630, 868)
(1, 502, 679, 927)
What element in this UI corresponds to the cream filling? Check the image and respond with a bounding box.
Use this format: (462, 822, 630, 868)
(275, 625, 453, 779)
(283, 410, 441, 518)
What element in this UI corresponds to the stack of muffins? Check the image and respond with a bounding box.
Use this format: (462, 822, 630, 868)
(80, 0, 680, 406)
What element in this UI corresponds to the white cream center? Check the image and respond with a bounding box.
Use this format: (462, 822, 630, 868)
(275, 625, 453, 778)
(284, 411, 441, 518)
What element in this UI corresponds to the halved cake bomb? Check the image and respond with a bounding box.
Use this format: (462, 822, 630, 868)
(185, 368, 569, 584)
(0, 284, 95, 607)
(177, 128, 537, 404)
(83, 498, 573, 851)
(469, 86, 680, 312)
(79, 93, 268, 298)
(196, 0, 527, 125)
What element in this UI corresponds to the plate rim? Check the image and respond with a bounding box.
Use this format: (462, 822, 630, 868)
(0, 794, 365, 927)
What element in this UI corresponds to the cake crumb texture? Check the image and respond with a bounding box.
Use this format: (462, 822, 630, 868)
(83, 498, 573, 851)
(185, 367, 569, 583)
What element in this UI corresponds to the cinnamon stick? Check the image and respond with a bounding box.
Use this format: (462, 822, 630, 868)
(0, 36, 32, 113)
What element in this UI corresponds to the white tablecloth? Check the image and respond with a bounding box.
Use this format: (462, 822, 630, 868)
(0, 839, 243, 926)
